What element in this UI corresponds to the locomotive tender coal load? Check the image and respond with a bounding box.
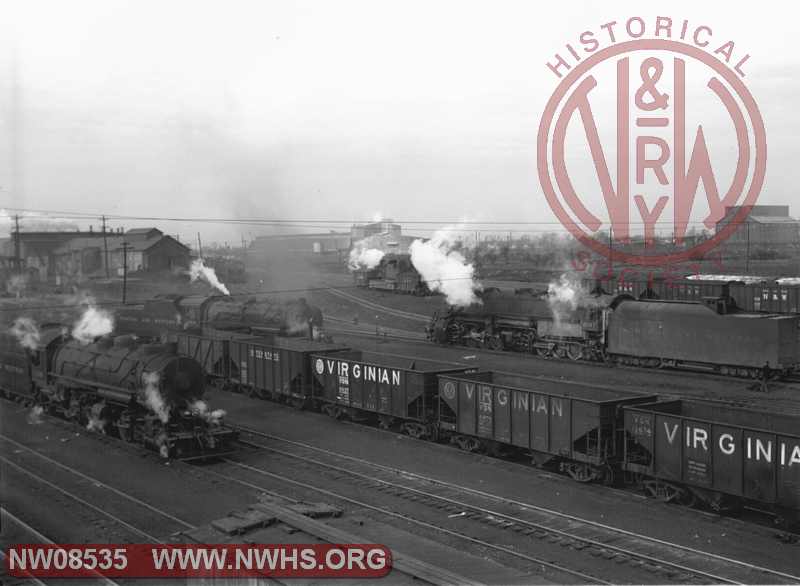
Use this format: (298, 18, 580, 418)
(624, 400, 800, 524)
(429, 286, 800, 377)
(0, 326, 237, 459)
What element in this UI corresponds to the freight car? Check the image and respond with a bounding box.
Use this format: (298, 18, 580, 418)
(437, 371, 656, 482)
(116, 294, 325, 339)
(353, 254, 431, 295)
(165, 324, 799, 525)
(171, 328, 347, 408)
(428, 288, 800, 378)
(584, 274, 800, 315)
(623, 399, 800, 523)
(311, 351, 475, 438)
(0, 327, 237, 459)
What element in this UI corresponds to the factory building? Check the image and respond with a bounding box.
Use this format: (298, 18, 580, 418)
(715, 205, 800, 248)
(2, 227, 190, 283)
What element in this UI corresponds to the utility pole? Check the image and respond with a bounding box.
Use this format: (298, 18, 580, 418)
(101, 215, 109, 278)
(13, 214, 20, 275)
(746, 222, 750, 273)
(196, 232, 203, 260)
(122, 241, 130, 304)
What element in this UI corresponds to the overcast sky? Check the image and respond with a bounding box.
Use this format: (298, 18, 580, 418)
(1, 0, 797, 243)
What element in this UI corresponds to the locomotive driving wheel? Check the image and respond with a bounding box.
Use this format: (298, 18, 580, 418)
(566, 343, 583, 361)
(486, 335, 503, 351)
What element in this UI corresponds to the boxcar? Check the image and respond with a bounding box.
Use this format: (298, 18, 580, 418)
(311, 351, 475, 438)
(172, 329, 347, 406)
(623, 399, 800, 523)
(437, 371, 656, 482)
(607, 299, 800, 375)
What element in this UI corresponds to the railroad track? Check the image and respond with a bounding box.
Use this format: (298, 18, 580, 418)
(231, 425, 800, 585)
(217, 454, 603, 584)
(0, 433, 195, 543)
(325, 287, 430, 322)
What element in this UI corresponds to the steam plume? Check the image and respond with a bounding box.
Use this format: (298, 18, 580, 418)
(547, 273, 585, 327)
(142, 372, 170, 423)
(27, 405, 44, 425)
(190, 258, 230, 295)
(72, 299, 115, 344)
(348, 239, 385, 270)
(189, 400, 226, 425)
(10, 317, 41, 350)
(409, 227, 479, 306)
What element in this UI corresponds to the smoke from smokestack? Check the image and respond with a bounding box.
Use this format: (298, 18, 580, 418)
(190, 258, 230, 295)
(547, 273, 584, 327)
(348, 239, 385, 271)
(142, 372, 170, 423)
(409, 226, 480, 306)
(72, 299, 115, 344)
(10, 317, 41, 350)
(189, 400, 226, 426)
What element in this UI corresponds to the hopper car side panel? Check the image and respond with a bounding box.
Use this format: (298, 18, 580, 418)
(438, 371, 656, 480)
(623, 400, 800, 517)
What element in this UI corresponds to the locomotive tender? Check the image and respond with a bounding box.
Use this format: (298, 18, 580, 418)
(427, 287, 800, 377)
(0, 326, 237, 459)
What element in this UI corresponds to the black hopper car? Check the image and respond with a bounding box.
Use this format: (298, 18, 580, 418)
(0, 327, 238, 459)
(166, 324, 800, 527)
(427, 287, 800, 378)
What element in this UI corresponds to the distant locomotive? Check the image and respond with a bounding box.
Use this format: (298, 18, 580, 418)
(0, 327, 237, 458)
(353, 254, 431, 295)
(116, 294, 324, 339)
(427, 287, 800, 378)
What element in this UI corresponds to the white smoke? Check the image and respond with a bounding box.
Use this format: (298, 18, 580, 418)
(409, 227, 480, 306)
(72, 299, 115, 344)
(86, 415, 106, 434)
(189, 400, 226, 426)
(10, 317, 41, 350)
(27, 405, 44, 425)
(547, 273, 585, 327)
(348, 240, 385, 271)
(142, 372, 170, 424)
(190, 258, 230, 295)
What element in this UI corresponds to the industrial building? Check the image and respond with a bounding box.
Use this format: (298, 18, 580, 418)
(2, 227, 191, 284)
(715, 205, 800, 248)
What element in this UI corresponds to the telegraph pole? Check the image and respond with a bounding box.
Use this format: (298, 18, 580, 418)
(121, 241, 130, 304)
(13, 214, 20, 275)
(101, 215, 109, 278)
(196, 232, 203, 259)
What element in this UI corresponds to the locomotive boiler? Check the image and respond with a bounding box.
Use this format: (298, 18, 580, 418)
(116, 294, 324, 339)
(0, 326, 237, 459)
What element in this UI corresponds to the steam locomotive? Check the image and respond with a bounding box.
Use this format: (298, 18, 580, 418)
(0, 326, 238, 459)
(116, 294, 324, 339)
(427, 287, 800, 378)
(352, 254, 430, 295)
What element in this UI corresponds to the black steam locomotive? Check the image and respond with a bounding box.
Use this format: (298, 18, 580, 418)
(427, 287, 800, 378)
(0, 326, 238, 459)
(116, 294, 324, 339)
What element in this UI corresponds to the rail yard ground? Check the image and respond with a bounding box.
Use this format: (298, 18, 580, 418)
(4, 267, 800, 585)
